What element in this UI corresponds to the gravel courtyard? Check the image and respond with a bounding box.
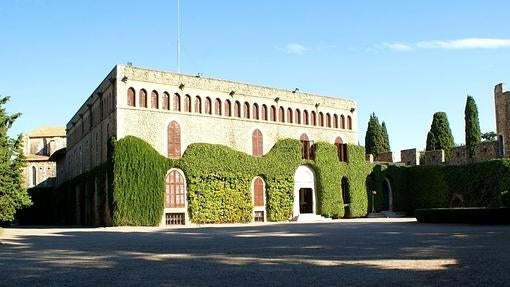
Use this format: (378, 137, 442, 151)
(2, 218, 510, 286)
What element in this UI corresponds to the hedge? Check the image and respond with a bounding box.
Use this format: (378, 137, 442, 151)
(415, 208, 510, 224)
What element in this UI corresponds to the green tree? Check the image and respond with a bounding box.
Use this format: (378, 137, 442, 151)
(481, 131, 496, 142)
(464, 95, 481, 159)
(426, 112, 455, 154)
(381, 121, 391, 152)
(0, 96, 31, 222)
(365, 113, 387, 156)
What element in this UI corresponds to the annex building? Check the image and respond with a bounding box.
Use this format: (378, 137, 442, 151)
(62, 65, 359, 226)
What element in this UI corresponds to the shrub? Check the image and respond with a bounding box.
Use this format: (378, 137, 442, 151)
(416, 207, 510, 224)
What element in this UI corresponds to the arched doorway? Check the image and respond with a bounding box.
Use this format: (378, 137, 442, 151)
(252, 176, 266, 222)
(382, 177, 393, 211)
(162, 168, 188, 225)
(341, 177, 351, 218)
(293, 166, 316, 217)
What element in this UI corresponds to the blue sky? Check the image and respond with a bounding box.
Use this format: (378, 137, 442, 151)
(2, 0, 510, 160)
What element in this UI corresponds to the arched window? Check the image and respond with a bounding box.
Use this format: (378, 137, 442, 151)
(335, 136, 348, 162)
(31, 166, 37, 186)
(261, 105, 268, 121)
(162, 92, 170, 110)
(279, 107, 285, 122)
(333, 114, 339, 128)
(165, 170, 185, 208)
(225, 100, 232, 116)
(270, 105, 277, 121)
(253, 177, 265, 207)
(252, 129, 263, 157)
(326, 113, 331, 128)
(195, 96, 202, 113)
(184, 95, 192, 112)
(311, 111, 317, 126)
(151, 90, 159, 109)
(303, 110, 309, 125)
(127, 87, 135, 107)
(215, 98, 222, 115)
(167, 121, 181, 159)
(139, 89, 147, 108)
(340, 115, 345, 129)
(295, 109, 301, 124)
(234, 101, 241, 117)
(253, 104, 259, 120)
(300, 133, 313, 160)
(205, 97, 212, 114)
(318, 112, 324, 126)
(347, 115, 352, 130)
(287, 108, 293, 124)
(173, 93, 181, 111)
(243, 102, 250, 118)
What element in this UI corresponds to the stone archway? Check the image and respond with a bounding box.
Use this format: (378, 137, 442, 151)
(293, 165, 316, 217)
(383, 177, 393, 211)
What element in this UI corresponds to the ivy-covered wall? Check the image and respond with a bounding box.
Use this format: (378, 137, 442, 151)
(108, 136, 372, 225)
(369, 159, 510, 214)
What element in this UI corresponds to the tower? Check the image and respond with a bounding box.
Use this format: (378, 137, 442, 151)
(494, 83, 510, 157)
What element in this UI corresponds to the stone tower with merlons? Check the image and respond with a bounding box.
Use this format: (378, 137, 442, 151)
(494, 83, 510, 157)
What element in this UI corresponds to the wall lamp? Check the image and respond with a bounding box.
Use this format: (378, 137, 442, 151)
(179, 83, 185, 90)
(121, 76, 128, 83)
(229, 90, 236, 96)
(274, 97, 280, 103)
(292, 88, 299, 93)
(350, 107, 356, 113)
(315, 103, 320, 108)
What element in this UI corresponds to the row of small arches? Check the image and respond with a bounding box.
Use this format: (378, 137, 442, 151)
(127, 88, 353, 130)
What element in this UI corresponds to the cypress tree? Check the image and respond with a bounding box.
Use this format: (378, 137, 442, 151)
(464, 95, 481, 159)
(426, 112, 455, 154)
(364, 113, 384, 156)
(0, 96, 31, 222)
(381, 121, 390, 152)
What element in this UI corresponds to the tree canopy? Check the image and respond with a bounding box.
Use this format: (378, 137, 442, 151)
(365, 113, 390, 157)
(426, 112, 455, 153)
(0, 96, 31, 222)
(464, 95, 481, 159)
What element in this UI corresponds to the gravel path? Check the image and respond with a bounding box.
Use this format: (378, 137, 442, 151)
(2, 218, 510, 286)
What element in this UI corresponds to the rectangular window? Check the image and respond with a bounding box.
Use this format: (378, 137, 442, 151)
(166, 213, 185, 225)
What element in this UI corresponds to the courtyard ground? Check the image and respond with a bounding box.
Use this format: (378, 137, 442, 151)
(1, 218, 509, 286)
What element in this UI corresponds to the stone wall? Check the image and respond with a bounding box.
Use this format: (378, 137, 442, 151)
(423, 150, 445, 165)
(494, 83, 510, 157)
(400, 148, 420, 165)
(375, 152, 393, 163)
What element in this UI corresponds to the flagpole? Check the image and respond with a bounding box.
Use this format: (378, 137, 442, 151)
(177, 0, 181, 73)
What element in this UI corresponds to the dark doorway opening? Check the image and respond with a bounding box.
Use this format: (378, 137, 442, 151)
(299, 188, 313, 213)
(341, 177, 351, 218)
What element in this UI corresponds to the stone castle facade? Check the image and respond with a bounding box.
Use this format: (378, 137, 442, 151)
(62, 65, 358, 225)
(23, 127, 66, 188)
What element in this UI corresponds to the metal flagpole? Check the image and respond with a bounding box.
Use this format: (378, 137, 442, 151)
(177, 0, 181, 73)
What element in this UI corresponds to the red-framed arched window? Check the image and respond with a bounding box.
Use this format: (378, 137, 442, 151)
(225, 100, 231, 116)
(253, 103, 259, 120)
(234, 101, 241, 117)
(252, 129, 263, 157)
(270, 105, 277, 121)
(165, 170, 185, 208)
(243, 102, 250, 119)
(333, 114, 339, 128)
(167, 121, 181, 159)
(205, 97, 212, 114)
(279, 107, 285, 122)
(287, 108, 293, 124)
(340, 115, 345, 129)
(195, 96, 202, 113)
(347, 115, 352, 130)
(151, 90, 159, 109)
(326, 113, 331, 128)
(127, 87, 135, 107)
(318, 112, 324, 126)
(173, 93, 181, 111)
(311, 111, 317, 126)
(261, 105, 268, 121)
(139, 89, 147, 108)
(303, 110, 309, 125)
(300, 133, 313, 160)
(253, 177, 265, 207)
(185, 95, 192, 112)
(295, 109, 301, 124)
(215, 98, 222, 115)
(162, 92, 170, 110)
(335, 136, 348, 162)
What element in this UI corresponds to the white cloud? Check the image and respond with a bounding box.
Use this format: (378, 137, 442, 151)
(283, 43, 309, 55)
(381, 38, 510, 51)
(381, 42, 413, 52)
